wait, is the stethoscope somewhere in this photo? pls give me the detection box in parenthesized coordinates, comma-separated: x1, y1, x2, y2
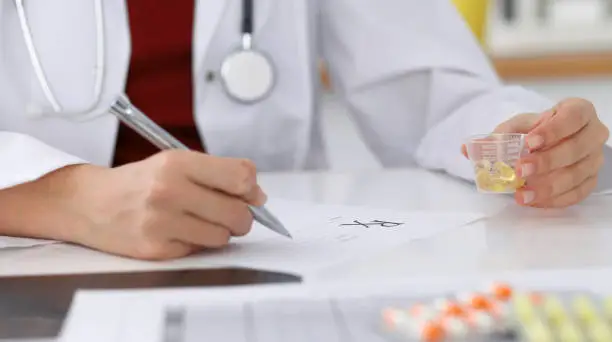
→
(14, 0, 275, 121)
(13, 0, 288, 235)
(221, 0, 276, 104)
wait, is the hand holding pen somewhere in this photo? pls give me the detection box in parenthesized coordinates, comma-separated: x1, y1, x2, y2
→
(55, 94, 289, 260)
(36, 94, 291, 261)
(52, 147, 273, 260)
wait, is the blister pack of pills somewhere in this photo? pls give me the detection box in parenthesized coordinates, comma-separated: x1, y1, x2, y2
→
(379, 282, 612, 342)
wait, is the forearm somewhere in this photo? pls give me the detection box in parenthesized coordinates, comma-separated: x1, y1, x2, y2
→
(0, 131, 93, 241)
(0, 164, 93, 243)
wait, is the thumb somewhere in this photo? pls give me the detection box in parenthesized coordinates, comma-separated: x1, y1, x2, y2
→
(493, 113, 541, 134)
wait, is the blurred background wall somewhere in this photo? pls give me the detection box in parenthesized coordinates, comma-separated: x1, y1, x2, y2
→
(321, 0, 612, 171)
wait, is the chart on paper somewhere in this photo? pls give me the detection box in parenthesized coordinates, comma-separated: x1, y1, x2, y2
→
(186, 198, 483, 276)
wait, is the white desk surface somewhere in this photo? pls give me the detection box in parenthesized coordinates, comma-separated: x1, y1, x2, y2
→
(3, 168, 612, 342)
(1, 167, 612, 282)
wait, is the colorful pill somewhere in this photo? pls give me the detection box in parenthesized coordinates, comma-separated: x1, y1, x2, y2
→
(587, 321, 612, 342)
(572, 294, 599, 324)
(521, 320, 554, 342)
(513, 293, 537, 323)
(459, 293, 492, 311)
(487, 299, 509, 318)
(410, 320, 446, 342)
(466, 310, 495, 333)
(474, 160, 524, 192)
(490, 183, 508, 192)
(493, 161, 517, 182)
(557, 322, 584, 342)
(435, 299, 466, 317)
(488, 282, 514, 302)
(602, 296, 612, 321)
(439, 316, 469, 339)
(542, 295, 569, 326)
(490, 301, 514, 332)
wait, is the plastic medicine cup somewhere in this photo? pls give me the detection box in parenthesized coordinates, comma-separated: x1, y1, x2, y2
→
(465, 133, 529, 194)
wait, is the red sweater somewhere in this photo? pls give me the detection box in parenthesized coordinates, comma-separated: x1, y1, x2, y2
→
(112, 1, 203, 166)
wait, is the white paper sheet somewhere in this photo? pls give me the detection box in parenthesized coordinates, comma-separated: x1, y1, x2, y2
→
(0, 236, 57, 250)
(176, 198, 483, 277)
(59, 268, 612, 342)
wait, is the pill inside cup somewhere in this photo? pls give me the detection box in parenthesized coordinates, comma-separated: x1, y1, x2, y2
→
(465, 133, 528, 194)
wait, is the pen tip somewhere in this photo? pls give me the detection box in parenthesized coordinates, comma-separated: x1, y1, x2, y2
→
(278, 228, 292, 239)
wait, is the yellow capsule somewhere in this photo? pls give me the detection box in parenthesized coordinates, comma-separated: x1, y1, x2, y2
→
(522, 320, 554, 342)
(572, 295, 600, 325)
(493, 161, 516, 182)
(603, 296, 612, 321)
(513, 293, 537, 324)
(543, 295, 568, 326)
(473, 159, 524, 193)
(588, 321, 612, 342)
(489, 183, 507, 192)
(475, 169, 492, 190)
(557, 322, 584, 342)
(509, 175, 526, 189)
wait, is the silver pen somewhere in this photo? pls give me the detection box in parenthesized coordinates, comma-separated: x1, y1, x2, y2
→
(109, 94, 292, 239)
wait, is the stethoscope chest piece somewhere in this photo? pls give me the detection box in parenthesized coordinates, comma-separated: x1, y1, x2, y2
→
(218, 0, 274, 104)
(220, 40, 275, 104)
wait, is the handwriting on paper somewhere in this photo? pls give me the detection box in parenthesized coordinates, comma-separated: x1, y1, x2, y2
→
(338, 219, 405, 229)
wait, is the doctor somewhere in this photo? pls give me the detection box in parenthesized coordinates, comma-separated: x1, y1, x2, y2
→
(0, 0, 609, 260)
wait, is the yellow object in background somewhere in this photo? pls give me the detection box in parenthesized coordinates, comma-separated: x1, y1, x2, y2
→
(451, 0, 490, 45)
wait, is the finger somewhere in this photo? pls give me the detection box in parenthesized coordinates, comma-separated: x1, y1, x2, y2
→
(521, 175, 598, 208)
(461, 144, 468, 159)
(242, 184, 267, 207)
(148, 179, 254, 236)
(528, 107, 557, 132)
(526, 98, 595, 151)
(161, 213, 232, 248)
(514, 152, 603, 205)
(493, 113, 541, 134)
(516, 121, 604, 177)
(155, 151, 266, 200)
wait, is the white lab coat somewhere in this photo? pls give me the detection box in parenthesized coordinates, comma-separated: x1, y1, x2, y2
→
(0, 0, 569, 190)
